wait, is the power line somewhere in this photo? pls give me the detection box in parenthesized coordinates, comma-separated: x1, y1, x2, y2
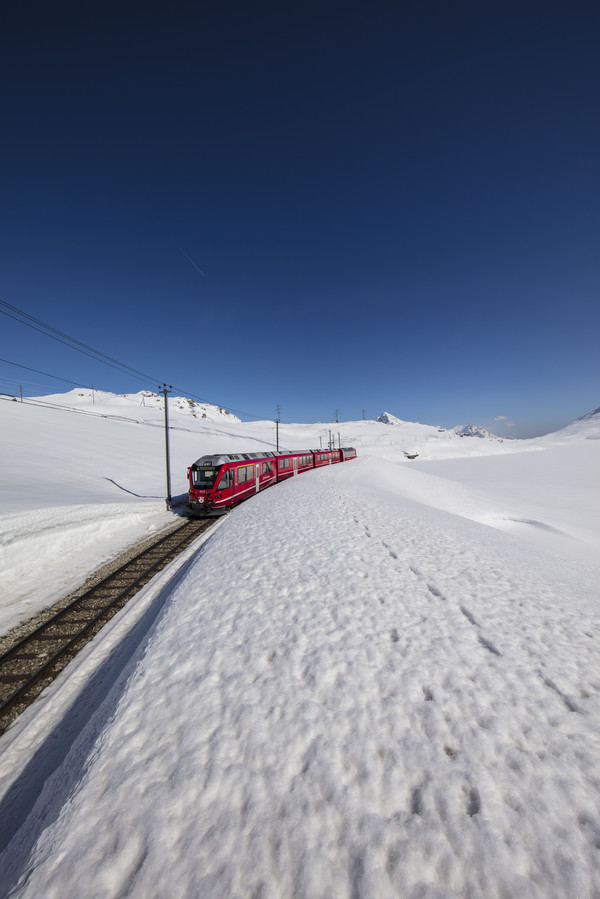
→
(0, 299, 273, 420)
(0, 357, 93, 390)
(0, 300, 160, 383)
(0, 307, 154, 383)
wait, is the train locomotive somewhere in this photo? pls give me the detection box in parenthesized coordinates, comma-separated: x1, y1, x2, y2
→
(187, 447, 357, 516)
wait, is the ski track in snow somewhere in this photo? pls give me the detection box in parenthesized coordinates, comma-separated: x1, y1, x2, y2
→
(2, 461, 600, 898)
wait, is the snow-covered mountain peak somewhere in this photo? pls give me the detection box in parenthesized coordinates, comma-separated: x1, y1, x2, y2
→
(576, 405, 600, 422)
(376, 411, 407, 425)
(543, 404, 600, 442)
(453, 423, 499, 439)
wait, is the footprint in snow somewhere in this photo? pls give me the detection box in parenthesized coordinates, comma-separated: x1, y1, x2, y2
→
(460, 605, 479, 627)
(478, 635, 502, 657)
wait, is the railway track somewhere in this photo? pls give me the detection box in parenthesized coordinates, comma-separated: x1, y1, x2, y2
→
(0, 517, 214, 736)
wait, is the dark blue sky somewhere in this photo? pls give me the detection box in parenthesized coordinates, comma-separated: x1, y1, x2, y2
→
(1, 1, 598, 434)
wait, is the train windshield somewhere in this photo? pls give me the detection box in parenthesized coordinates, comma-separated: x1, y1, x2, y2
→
(191, 466, 220, 489)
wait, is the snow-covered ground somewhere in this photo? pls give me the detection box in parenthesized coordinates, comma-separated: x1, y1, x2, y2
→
(1, 391, 599, 897)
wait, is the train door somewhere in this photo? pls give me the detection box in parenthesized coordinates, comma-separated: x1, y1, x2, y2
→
(255, 464, 260, 493)
(213, 467, 234, 509)
(260, 460, 274, 488)
(293, 457, 298, 475)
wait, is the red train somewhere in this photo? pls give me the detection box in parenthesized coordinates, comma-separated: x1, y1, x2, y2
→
(187, 447, 357, 516)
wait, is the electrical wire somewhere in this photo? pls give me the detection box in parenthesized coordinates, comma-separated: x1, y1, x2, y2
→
(0, 299, 274, 420)
(0, 301, 160, 383)
(0, 357, 93, 390)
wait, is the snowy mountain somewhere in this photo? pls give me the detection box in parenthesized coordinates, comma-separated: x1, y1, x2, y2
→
(376, 411, 407, 424)
(378, 413, 500, 440)
(543, 404, 600, 442)
(32, 388, 242, 423)
(453, 422, 499, 439)
(137, 391, 241, 422)
(577, 405, 600, 421)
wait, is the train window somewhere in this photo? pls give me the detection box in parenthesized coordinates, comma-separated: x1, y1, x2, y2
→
(278, 458, 290, 470)
(238, 465, 254, 483)
(262, 462, 272, 475)
(191, 467, 219, 489)
(217, 470, 231, 490)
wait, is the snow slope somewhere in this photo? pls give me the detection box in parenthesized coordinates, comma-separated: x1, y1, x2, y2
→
(1, 393, 599, 897)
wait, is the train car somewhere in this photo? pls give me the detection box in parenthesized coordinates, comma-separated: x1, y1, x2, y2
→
(340, 447, 357, 461)
(274, 450, 314, 481)
(186, 446, 356, 517)
(312, 449, 340, 467)
(187, 452, 276, 516)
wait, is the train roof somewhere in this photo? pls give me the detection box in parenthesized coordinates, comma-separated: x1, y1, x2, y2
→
(190, 448, 354, 467)
(191, 447, 356, 468)
(191, 452, 277, 467)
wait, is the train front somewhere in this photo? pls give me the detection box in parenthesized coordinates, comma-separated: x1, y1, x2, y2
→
(186, 457, 225, 516)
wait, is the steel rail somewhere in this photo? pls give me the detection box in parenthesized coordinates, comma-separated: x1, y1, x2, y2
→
(0, 518, 212, 732)
(1, 520, 192, 666)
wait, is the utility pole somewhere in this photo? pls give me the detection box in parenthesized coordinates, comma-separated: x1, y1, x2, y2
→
(275, 404, 281, 452)
(160, 384, 172, 508)
(362, 409, 366, 420)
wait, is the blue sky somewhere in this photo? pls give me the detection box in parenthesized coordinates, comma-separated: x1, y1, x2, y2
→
(1, 1, 598, 436)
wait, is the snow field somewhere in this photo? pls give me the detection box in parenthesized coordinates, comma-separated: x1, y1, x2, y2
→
(0, 502, 173, 636)
(3, 460, 599, 898)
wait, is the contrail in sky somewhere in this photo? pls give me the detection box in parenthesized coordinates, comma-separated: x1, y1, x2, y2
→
(173, 240, 206, 277)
